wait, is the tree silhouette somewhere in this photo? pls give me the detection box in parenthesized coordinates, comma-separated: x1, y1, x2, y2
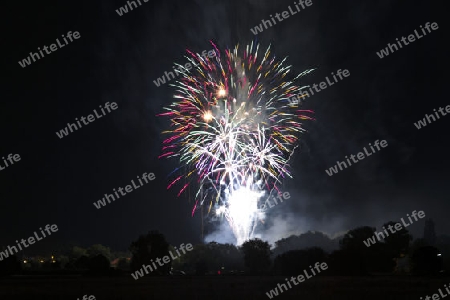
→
(129, 230, 170, 275)
(340, 226, 376, 250)
(171, 242, 244, 275)
(424, 219, 437, 246)
(88, 254, 110, 274)
(436, 235, 450, 272)
(0, 253, 21, 277)
(273, 231, 338, 257)
(240, 238, 271, 274)
(72, 246, 88, 258)
(181, 243, 212, 275)
(274, 247, 327, 276)
(411, 246, 442, 275)
(74, 255, 90, 270)
(382, 221, 412, 257)
(87, 244, 112, 260)
(331, 226, 394, 275)
(117, 258, 130, 271)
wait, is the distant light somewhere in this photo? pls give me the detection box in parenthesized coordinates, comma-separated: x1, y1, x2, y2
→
(217, 88, 227, 98)
(23, 260, 27, 264)
(203, 111, 213, 122)
(40, 260, 44, 263)
(438, 253, 442, 257)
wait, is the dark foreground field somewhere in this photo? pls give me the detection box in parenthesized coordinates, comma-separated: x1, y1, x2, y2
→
(0, 275, 448, 300)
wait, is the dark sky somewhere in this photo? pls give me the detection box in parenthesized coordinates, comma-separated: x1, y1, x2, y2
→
(2, 0, 447, 253)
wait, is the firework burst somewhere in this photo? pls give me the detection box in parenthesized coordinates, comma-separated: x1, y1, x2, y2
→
(159, 41, 314, 244)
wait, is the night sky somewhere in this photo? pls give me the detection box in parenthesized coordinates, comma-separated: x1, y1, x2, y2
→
(3, 0, 447, 254)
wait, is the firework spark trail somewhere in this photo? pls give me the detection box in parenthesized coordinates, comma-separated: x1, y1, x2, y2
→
(159, 41, 314, 244)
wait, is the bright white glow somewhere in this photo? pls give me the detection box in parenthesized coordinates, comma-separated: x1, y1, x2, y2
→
(229, 188, 258, 221)
(203, 111, 213, 122)
(216, 184, 264, 245)
(217, 88, 227, 97)
(216, 206, 226, 215)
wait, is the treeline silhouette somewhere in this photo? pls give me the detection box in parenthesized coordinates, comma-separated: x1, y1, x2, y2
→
(1, 220, 448, 277)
